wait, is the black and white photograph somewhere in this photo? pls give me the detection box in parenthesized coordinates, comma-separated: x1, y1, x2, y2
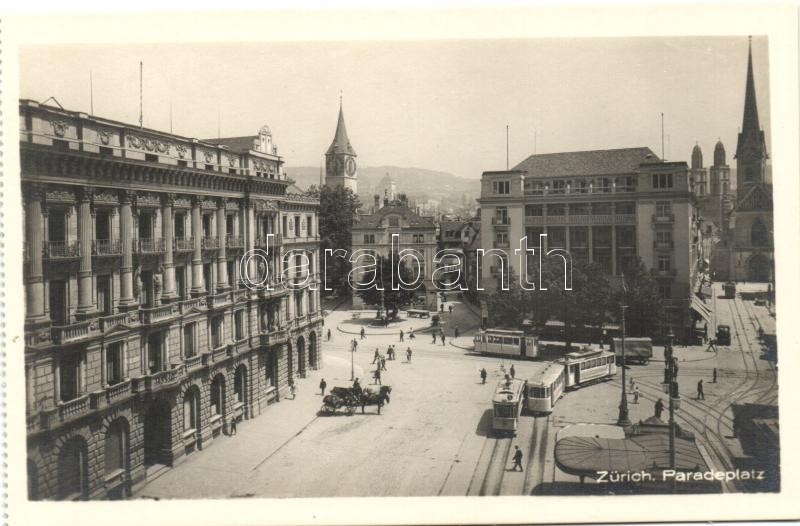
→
(1, 4, 799, 526)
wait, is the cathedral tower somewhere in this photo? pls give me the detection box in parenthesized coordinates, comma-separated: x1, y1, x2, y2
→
(324, 101, 358, 194)
(735, 37, 769, 197)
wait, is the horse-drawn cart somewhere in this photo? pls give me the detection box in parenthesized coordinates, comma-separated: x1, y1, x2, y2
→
(320, 385, 392, 415)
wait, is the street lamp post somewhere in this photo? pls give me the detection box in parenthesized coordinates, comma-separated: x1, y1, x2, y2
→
(666, 328, 677, 492)
(350, 340, 355, 382)
(617, 303, 631, 427)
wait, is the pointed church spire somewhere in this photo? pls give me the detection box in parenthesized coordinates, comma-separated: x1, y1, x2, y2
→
(741, 36, 761, 136)
(327, 98, 357, 156)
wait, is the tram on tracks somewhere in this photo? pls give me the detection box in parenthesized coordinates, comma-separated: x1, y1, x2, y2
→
(491, 378, 528, 435)
(526, 362, 566, 413)
(561, 346, 617, 389)
(473, 328, 539, 359)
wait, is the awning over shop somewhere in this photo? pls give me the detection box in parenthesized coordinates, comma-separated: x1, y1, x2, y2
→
(690, 295, 713, 325)
(554, 434, 708, 479)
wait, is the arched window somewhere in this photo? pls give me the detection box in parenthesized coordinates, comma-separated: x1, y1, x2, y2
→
(210, 374, 225, 417)
(58, 438, 88, 500)
(750, 220, 769, 247)
(183, 387, 200, 431)
(234, 366, 247, 404)
(104, 419, 128, 475)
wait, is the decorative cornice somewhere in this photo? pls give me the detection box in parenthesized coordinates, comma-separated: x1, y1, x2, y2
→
(126, 134, 172, 154)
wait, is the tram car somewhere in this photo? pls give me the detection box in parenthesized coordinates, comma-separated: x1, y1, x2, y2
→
(474, 329, 539, 359)
(492, 378, 528, 435)
(559, 346, 617, 389)
(526, 362, 566, 413)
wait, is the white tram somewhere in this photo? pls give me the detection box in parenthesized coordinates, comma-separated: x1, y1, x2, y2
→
(474, 329, 539, 359)
(491, 378, 528, 435)
(560, 347, 617, 389)
(526, 363, 566, 413)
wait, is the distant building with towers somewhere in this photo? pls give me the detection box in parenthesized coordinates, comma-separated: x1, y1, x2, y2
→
(689, 139, 734, 233)
(712, 37, 773, 282)
(324, 102, 358, 194)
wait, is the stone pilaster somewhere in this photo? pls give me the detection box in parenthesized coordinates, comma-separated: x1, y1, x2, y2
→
(75, 187, 96, 318)
(118, 191, 137, 310)
(161, 193, 178, 302)
(216, 199, 228, 290)
(191, 195, 205, 295)
(24, 184, 48, 324)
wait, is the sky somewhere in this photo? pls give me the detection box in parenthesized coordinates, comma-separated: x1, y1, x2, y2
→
(19, 37, 770, 178)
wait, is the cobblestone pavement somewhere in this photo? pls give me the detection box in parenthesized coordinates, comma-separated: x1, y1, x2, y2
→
(134, 286, 777, 498)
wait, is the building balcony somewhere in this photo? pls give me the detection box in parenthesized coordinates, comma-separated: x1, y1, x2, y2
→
(491, 217, 510, 227)
(135, 366, 185, 393)
(493, 241, 511, 249)
(207, 291, 231, 309)
(51, 319, 96, 345)
(184, 354, 203, 370)
(179, 296, 207, 313)
(283, 235, 316, 244)
(255, 233, 282, 248)
(92, 239, 122, 256)
(139, 303, 180, 324)
(54, 395, 91, 423)
(44, 240, 80, 259)
(226, 235, 244, 248)
(99, 311, 138, 332)
(652, 213, 675, 224)
(211, 345, 229, 363)
(136, 237, 166, 254)
(653, 240, 675, 250)
(260, 328, 288, 347)
(231, 288, 250, 303)
(174, 236, 194, 251)
(524, 214, 626, 226)
(614, 214, 636, 225)
(90, 379, 133, 408)
(651, 268, 677, 278)
(202, 236, 219, 249)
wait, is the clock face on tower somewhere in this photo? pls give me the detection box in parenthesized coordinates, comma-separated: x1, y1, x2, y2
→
(345, 157, 357, 176)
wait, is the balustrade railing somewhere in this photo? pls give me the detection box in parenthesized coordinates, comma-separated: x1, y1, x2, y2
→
(653, 240, 675, 250)
(179, 296, 206, 313)
(93, 239, 122, 255)
(99, 312, 133, 332)
(58, 395, 90, 420)
(185, 354, 203, 369)
(44, 240, 80, 259)
(226, 235, 244, 248)
(136, 238, 166, 253)
(174, 236, 194, 251)
(202, 237, 220, 249)
(652, 213, 675, 223)
(51, 320, 94, 344)
(105, 380, 132, 404)
(139, 303, 179, 324)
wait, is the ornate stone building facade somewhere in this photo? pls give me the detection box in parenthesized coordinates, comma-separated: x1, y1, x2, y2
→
(21, 100, 323, 500)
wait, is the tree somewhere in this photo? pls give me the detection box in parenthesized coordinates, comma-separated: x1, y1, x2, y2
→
(617, 258, 663, 337)
(308, 185, 361, 294)
(354, 253, 417, 319)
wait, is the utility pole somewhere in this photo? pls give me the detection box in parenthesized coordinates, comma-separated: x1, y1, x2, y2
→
(617, 302, 631, 426)
(665, 328, 677, 492)
(506, 125, 509, 170)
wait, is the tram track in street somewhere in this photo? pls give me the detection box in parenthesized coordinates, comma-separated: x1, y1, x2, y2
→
(479, 437, 512, 495)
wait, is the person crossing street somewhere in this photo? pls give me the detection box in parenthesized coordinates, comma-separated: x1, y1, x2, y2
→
(406, 348, 412, 362)
(480, 368, 487, 384)
(511, 446, 523, 472)
(319, 378, 327, 396)
(697, 379, 705, 400)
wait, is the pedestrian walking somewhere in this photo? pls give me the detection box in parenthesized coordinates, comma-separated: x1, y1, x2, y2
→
(320, 378, 327, 396)
(511, 446, 524, 472)
(381, 357, 387, 371)
(510, 364, 516, 379)
(409, 328, 415, 340)
(372, 349, 380, 364)
(706, 338, 717, 353)
(400, 330, 404, 342)
(454, 326, 460, 339)
(448, 304, 453, 315)
(229, 417, 238, 436)
(633, 386, 639, 404)
(406, 348, 412, 362)
(480, 368, 487, 384)
(441, 333, 446, 346)
(374, 367, 382, 385)
(432, 332, 437, 344)
(290, 380, 297, 400)
(697, 379, 705, 400)
(654, 398, 664, 419)
(712, 367, 717, 383)
(360, 327, 366, 340)
(327, 328, 332, 341)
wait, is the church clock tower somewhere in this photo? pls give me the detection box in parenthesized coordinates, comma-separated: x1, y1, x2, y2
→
(735, 36, 769, 198)
(324, 101, 358, 194)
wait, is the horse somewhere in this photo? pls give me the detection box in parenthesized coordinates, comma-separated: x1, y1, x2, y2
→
(359, 385, 392, 414)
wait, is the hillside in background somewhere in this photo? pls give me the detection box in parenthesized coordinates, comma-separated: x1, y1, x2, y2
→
(285, 165, 481, 214)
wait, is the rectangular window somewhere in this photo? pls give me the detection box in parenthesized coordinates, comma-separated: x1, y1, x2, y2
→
(570, 204, 590, 216)
(656, 201, 672, 217)
(656, 230, 673, 243)
(183, 323, 195, 358)
(95, 210, 111, 241)
(211, 317, 223, 349)
(363, 234, 375, 244)
(652, 173, 674, 189)
(227, 260, 236, 288)
(294, 216, 301, 236)
(234, 310, 245, 341)
(97, 275, 112, 315)
(659, 282, 672, 299)
(616, 202, 635, 215)
(59, 352, 81, 402)
(307, 215, 314, 236)
(547, 204, 565, 216)
(105, 343, 124, 386)
(592, 202, 611, 215)
(552, 180, 567, 194)
(492, 180, 510, 194)
(657, 256, 671, 272)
